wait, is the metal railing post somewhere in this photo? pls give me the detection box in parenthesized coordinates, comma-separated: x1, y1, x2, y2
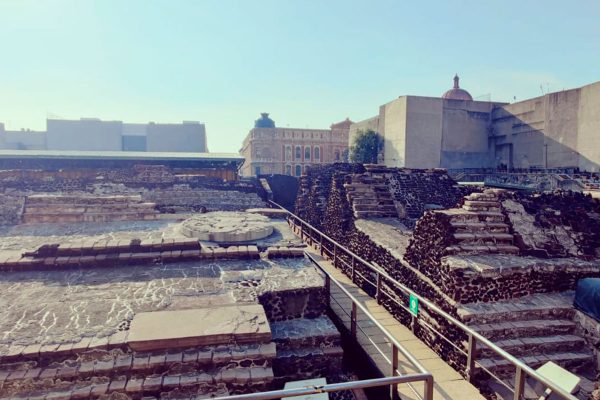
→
(333, 245, 337, 268)
(424, 375, 434, 400)
(391, 344, 399, 400)
(319, 233, 323, 256)
(376, 272, 382, 304)
(466, 333, 477, 383)
(513, 367, 526, 400)
(325, 274, 331, 309)
(411, 313, 417, 334)
(350, 302, 357, 339)
(299, 221, 304, 240)
(351, 257, 356, 282)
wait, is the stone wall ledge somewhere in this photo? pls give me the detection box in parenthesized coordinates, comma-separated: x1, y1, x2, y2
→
(443, 254, 600, 278)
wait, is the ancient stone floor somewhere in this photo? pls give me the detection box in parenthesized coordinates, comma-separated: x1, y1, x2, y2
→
(0, 218, 301, 257)
(0, 216, 311, 356)
(0, 257, 319, 350)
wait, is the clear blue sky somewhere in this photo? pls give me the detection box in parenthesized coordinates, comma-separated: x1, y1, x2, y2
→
(1, 0, 598, 152)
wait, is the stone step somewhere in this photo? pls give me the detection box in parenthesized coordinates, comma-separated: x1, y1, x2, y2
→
(476, 351, 593, 379)
(272, 345, 343, 386)
(270, 316, 341, 351)
(478, 334, 586, 359)
(0, 343, 277, 386)
(470, 319, 576, 341)
(354, 211, 398, 219)
(450, 221, 510, 233)
(457, 292, 575, 325)
(24, 203, 157, 212)
(453, 232, 514, 242)
(463, 200, 501, 207)
(1, 367, 270, 399)
(445, 244, 519, 255)
(443, 210, 505, 223)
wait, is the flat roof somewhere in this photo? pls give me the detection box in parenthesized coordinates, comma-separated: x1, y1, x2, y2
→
(0, 149, 244, 163)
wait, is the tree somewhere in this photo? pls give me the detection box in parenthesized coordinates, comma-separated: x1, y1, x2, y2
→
(350, 129, 381, 164)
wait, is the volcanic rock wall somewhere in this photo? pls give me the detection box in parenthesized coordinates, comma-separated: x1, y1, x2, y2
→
(504, 191, 600, 258)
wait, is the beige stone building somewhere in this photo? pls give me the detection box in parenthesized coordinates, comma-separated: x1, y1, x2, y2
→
(239, 113, 351, 176)
(351, 75, 600, 172)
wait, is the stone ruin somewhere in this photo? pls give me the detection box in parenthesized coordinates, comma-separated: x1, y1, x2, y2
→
(178, 212, 274, 242)
(295, 163, 600, 397)
(0, 182, 356, 400)
(0, 165, 267, 225)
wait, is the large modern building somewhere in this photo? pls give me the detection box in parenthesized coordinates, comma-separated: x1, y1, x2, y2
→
(351, 76, 600, 172)
(0, 118, 208, 153)
(239, 113, 352, 176)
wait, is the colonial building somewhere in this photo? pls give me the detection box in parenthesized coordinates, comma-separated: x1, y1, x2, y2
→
(239, 113, 351, 176)
(350, 75, 600, 172)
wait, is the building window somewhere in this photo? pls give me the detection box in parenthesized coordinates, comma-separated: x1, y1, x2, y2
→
(285, 164, 292, 175)
(295, 146, 302, 160)
(255, 166, 261, 176)
(304, 146, 311, 160)
(295, 165, 302, 177)
(304, 165, 310, 174)
(335, 149, 340, 161)
(285, 146, 292, 162)
(314, 146, 320, 161)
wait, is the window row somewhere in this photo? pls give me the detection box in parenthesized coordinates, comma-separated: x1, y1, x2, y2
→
(285, 164, 311, 177)
(284, 145, 320, 162)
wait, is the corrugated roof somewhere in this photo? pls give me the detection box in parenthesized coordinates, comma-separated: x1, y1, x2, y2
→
(0, 149, 243, 162)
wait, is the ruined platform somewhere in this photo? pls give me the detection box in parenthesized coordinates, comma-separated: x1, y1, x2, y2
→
(128, 304, 272, 351)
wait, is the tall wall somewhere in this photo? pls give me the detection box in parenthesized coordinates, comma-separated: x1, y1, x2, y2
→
(380, 96, 496, 169)
(441, 101, 496, 169)
(146, 122, 207, 152)
(577, 81, 600, 172)
(47, 119, 123, 151)
(381, 97, 408, 167)
(1, 119, 208, 154)
(405, 96, 443, 168)
(492, 81, 600, 172)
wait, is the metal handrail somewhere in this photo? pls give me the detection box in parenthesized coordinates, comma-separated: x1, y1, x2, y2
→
(211, 375, 433, 400)
(307, 252, 434, 400)
(269, 200, 578, 400)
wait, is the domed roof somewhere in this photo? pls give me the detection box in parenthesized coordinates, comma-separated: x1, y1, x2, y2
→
(442, 74, 473, 101)
(254, 113, 275, 128)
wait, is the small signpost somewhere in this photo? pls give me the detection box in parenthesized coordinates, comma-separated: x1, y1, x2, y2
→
(409, 293, 419, 316)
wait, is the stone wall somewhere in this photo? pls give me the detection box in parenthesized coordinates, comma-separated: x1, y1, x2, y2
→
(0, 193, 24, 225)
(0, 165, 267, 225)
(505, 191, 600, 258)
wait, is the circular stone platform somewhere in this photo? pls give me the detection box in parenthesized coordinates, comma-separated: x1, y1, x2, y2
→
(178, 211, 274, 242)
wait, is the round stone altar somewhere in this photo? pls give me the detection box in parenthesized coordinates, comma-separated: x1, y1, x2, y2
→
(178, 211, 274, 242)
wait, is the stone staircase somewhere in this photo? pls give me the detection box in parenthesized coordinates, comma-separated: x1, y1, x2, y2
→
(22, 194, 159, 223)
(270, 316, 343, 387)
(0, 345, 271, 399)
(442, 190, 520, 255)
(344, 173, 398, 219)
(457, 292, 595, 380)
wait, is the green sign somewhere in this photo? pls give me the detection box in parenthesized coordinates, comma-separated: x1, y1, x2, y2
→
(409, 294, 419, 316)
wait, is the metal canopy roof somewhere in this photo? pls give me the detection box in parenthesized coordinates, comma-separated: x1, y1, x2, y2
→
(0, 149, 243, 163)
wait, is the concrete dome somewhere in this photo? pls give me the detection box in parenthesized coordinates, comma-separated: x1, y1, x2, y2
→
(442, 74, 473, 101)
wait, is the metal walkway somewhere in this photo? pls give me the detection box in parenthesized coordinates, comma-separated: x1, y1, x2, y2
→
(308, 250, 486, 400)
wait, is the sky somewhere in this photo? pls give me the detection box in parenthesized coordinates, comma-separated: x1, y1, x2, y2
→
(0, 0, 599, 153)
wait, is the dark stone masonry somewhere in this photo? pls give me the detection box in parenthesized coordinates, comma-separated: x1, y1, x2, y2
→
(294, 163, 600, 397)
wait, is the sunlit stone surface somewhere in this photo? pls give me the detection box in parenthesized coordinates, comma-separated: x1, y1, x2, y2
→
(178, 211, 274, 242)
